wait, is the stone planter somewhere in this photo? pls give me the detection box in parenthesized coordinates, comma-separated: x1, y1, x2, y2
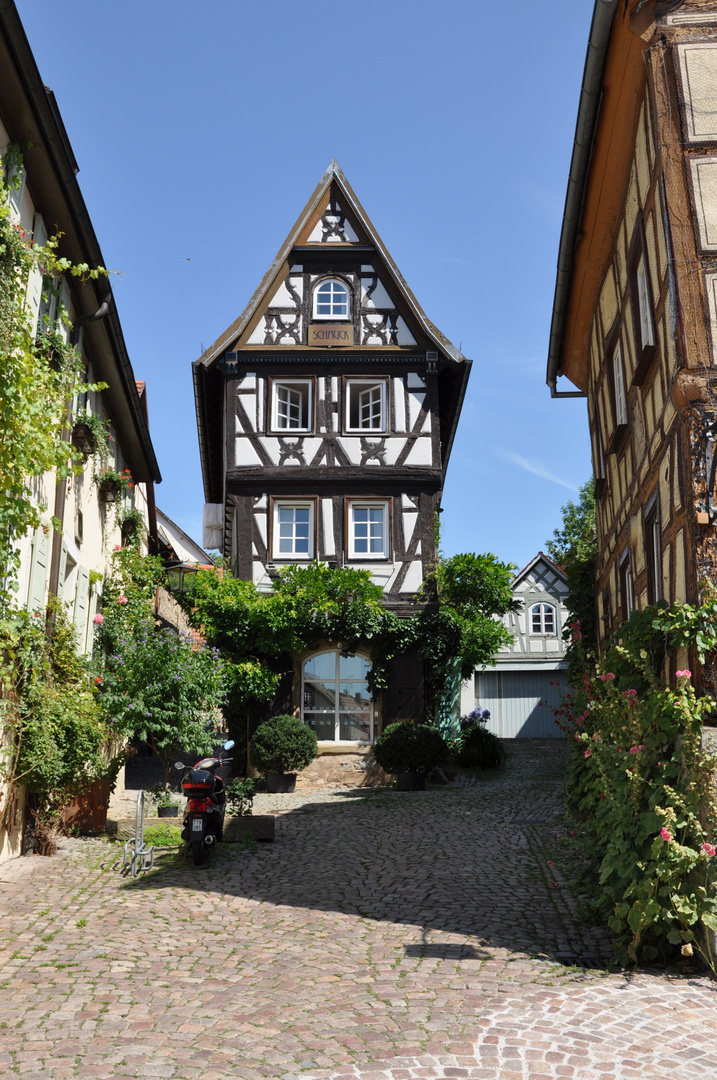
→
(157, 805, 179, 818)
(396, 771, 426, 791)
(266, 772, 297, 793)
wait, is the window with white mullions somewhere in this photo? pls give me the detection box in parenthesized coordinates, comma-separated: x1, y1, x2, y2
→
(349, 502, 389, 559)
(272, 502, 313, 559)
(271, 379, 312, 432)
(530, 603, 556, 635)
(345, 378, 387, 432)
(313, 278, 350, 319)
(302, 651, 373, 743)
(277, 384, 303, 429)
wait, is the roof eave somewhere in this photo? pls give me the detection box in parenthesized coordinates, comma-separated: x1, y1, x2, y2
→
(546, 0, 618, 399)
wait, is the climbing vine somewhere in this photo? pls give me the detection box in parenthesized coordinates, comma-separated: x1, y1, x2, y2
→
(0, 143, 107, 612)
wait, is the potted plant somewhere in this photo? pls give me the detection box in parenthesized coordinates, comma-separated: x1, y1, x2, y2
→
(372, 720, 447, 791)
(250, 714, 318, 793)
(148, 783, 180, 818)
(120, 508, 145, 544)
(97, 466, 133, 502)
(453, 709, 506, 769)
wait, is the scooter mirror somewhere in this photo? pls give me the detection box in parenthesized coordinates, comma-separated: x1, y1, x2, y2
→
(174, 761, 185, 770)
(223, 740, 235, 751)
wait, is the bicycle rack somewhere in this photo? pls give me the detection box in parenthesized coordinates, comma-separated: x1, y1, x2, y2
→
(122, 790, 155, 877)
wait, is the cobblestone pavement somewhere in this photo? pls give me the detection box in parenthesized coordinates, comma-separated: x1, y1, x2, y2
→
(0, 740, 714, 1080)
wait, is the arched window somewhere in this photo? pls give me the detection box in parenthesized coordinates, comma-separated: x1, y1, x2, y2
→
(302, 651, 372, 742)
(313, 278, 350, 320)
(530, 603, 556, 635)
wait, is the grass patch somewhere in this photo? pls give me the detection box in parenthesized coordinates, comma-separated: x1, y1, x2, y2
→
(143, 824, 182, 847)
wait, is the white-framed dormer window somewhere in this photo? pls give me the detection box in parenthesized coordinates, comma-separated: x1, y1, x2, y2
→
(347, 500, 390, 560)
(270, 378, 313, 432)
(271, 499, 315, 560)
(530, 603, 556, 635)
(313, 278, 350, 320)
(345, 378, 387, 433)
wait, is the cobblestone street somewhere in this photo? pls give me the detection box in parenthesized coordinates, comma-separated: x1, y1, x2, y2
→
(0, 741, 714, 1079)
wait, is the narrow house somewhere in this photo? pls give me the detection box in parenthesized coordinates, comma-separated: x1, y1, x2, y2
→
(193, 161, 470, 774)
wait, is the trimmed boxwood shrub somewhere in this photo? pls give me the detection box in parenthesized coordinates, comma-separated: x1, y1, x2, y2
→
(250, 714, 318, 774)
(372, 721, 447, 775)
(454, 724, 506, 769)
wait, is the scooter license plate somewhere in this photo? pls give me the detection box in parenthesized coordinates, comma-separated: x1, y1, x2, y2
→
(191, 818, 203, 832)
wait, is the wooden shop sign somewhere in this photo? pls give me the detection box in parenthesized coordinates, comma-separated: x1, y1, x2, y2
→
(308, 323, 354, 346)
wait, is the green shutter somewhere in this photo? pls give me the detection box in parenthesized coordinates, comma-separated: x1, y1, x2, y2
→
(27, 525, 50, 614)
(73, 567, 90, 652)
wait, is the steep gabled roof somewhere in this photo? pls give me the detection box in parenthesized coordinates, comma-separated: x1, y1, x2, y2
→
(193, 161, 471, 502)
(196, 159, 466, 369)
(512, 551, 568, 587)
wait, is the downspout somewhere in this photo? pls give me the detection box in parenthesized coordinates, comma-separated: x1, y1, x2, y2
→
(546, 0, 619, 398)
(48, 298, 111, 601)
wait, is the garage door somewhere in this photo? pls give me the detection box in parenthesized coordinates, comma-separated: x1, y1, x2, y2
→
(477, 670, 566, 738)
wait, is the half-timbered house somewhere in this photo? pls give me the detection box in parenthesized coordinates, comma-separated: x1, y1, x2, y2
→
(461, 553, 569, 738)
(546, 0, 717, 692)
(193, 161, 470, 770)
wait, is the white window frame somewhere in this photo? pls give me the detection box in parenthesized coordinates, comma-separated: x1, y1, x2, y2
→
(612, 342, 628, 427)
(636, 254, 655, 350)
(301, 650, 374, 744)
(530, 603, 556, 635)
(347, 500, 390, 560)
(271, 500, 314, 561)
(270, 378, 313, 433)
(313, 278, 351, 321)
(345, 378, 387, 433)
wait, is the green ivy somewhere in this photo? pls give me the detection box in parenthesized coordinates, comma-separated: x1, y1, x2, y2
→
(0, 144, 107, 612)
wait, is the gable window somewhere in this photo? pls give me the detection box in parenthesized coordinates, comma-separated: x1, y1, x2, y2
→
(270, 378, 313, 432)
(644, 499, 661, 604)
(313, 278, 350, 320)
(347, 500, 390, 560)
(530, 603, 556, 635)
(629, 216, 657, 385)
(345, 378, 387, 432)
(271, 499, 314, 560)
(302, 651, 373, 742)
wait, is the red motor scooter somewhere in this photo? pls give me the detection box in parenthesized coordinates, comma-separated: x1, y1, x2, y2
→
(174, 739, 234, 867)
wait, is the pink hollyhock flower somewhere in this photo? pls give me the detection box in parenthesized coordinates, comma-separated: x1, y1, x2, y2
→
(629, 745, 639, 755)
(575, 733, 580, 740)
(660, 827, 672, 842)
(676, 670, 692, 679)
(118, 594, 128, 605)
(600, 673, 607, 682)
(577, 718, 583, 727)
(584, 748, 592, 759)
(550, 881, 557, 887)
(546, 861, 553, 867)
(606, 672, 615, 680)
(93, 613, 104, 625)
(701, 843, 716, 858)
(113, 544, 121, 551)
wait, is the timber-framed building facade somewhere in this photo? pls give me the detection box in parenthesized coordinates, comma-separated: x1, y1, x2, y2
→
(547, 0, 717, 688)
(194, 161, 470, 755)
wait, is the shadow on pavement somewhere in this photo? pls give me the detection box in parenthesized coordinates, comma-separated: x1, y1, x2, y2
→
(120, 740, 613, 968)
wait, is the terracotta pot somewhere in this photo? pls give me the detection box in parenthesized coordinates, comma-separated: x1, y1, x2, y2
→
(265, 772, 297, 793)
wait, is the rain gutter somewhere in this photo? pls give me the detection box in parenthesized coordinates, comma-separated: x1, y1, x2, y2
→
(546, 0, 618, 398)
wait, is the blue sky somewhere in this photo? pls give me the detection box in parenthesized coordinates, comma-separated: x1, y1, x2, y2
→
(16, 0, 595, 572)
